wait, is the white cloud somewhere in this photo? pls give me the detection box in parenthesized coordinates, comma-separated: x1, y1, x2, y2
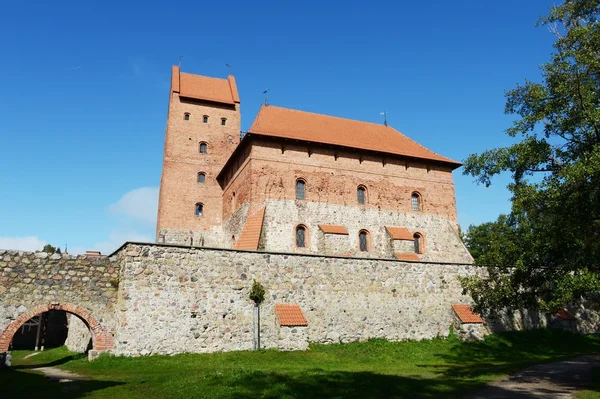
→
(108, 187, 159, 224)
(0, 236, 47, 251)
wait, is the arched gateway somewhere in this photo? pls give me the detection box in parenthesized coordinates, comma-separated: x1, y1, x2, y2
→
(0, 303, 114, 363)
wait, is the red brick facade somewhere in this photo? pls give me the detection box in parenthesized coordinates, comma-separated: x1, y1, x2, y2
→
(157, 67, 464, 260)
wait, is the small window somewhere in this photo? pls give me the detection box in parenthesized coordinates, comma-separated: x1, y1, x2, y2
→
(411, 192, 422, 211)
(296, 225, 307, 248)
(184, 113, 190, 121)
(357, 186, 366, 205)
(195, 203, 204, 216)
(197, 172, 206, 183)
(203, 115, 209, 123)
(359, 230, 369, 252)
(199, 142, 208, 154)
(414, 233, 423, 254)
(221, 118, 227, 126)
(296, 179, 305, 200)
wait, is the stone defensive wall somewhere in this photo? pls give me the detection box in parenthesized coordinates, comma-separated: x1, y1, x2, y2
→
(2, 243, 597, 364)
(113, 243, 482, 355)
(0, 250, 118, 361)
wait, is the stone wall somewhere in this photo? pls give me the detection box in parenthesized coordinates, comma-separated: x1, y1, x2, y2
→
(260, 200, 472, 263)
(0, 250, 118, 354)
(114, 243, 482, 356)
(64, 314, 92, 353)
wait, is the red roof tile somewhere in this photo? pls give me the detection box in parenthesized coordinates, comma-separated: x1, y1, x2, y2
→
(318, 224, 349, 235)
(235, 208, 266, 250)
(556, 309, 576, 320)
(386, 227, 414, 241)
(249, 105, 461, 167)
(452, 304, 484, 324)
(395, 253, 420, 261)
(173, 66, 240, 105)
(275, 304, 308, 327)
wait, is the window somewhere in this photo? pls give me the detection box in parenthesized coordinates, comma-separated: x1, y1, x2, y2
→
(414, 233, 423, 254)
(184, 113, 190, 121)
(221, 118, 227, 126)
(296, 179, 305, 200)
(359, 230, 369, 252)
(195, 203, 204, 216)
(411, 192, 422, 211)
(357, 186, 366, 205)
(199, 142, 208, 154)
(296, 225, 307, 247)
(203, 115, 209, 123)
(197, 172, 206, 183)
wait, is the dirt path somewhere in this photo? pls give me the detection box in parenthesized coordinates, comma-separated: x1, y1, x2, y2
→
(467, 354, 600, 398)
(33, 366, 89, 383)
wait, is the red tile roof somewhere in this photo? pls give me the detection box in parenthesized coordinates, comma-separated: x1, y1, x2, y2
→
(234, 208, 266, 250)
(172, 66, 240, 105)
(275, 304, 308, 327)
(386, 227, 414, 241)
(556, 309, 576, 320)
(248, 105, 461, 167)
(395, 253, 420, 261)
(318, 224, 349, 235)
(452, 304, 484, 324)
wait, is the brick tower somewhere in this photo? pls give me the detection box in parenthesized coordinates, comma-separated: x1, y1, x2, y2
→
(156, 66, 241, 245)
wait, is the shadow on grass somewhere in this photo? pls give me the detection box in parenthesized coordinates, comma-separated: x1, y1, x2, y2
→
(429, 329, 600, 379)
(0, 367, 124, 399)
(12, 353, 88, 370)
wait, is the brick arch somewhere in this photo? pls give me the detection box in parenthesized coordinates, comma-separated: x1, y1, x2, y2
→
(0, 303, 114, 352)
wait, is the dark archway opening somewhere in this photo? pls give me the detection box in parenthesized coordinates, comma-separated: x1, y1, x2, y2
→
(9, 310, 85, 351)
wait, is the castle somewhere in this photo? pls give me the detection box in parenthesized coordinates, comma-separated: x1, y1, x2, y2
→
(7, 67, 553, 364)
(156, 66, 472, 264)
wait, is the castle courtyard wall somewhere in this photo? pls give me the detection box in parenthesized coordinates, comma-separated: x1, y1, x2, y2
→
(114, 243, 482, 355)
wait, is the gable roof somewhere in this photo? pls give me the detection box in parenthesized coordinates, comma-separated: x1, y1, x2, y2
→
(386, 227, 414, 241)
(275, 304, 308, 327)
(248, 105, 460, 168)
(234, 207, 266, 250)
(171, 65, 240, 105)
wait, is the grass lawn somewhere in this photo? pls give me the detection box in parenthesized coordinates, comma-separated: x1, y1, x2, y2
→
(1, 329, 600, 398)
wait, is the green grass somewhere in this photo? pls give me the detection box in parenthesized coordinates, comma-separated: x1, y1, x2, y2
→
(2, 329, 600, 398)
(574, 367, 600, 399)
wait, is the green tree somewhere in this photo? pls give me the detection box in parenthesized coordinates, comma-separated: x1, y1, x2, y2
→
(42, 244, 57, 254)
(462, 0, 600, 314)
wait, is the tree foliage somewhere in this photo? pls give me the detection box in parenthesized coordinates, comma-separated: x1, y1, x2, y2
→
(42, 244, 58, 254)
(462, 0, 600, 314)
(249, 280, 266, 305)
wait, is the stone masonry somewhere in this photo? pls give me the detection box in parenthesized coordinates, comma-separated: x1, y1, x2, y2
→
(113, 243, 482, 355)
(0, 250, 118, 360)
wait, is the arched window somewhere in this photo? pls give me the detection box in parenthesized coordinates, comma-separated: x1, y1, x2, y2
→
(197, 172, 206, 183)
(195, 203, 204, 216)
(231, 192, 236, 212)
(199, 142, 208, 154)
(184, 113, 190, 121)
(359, 230, 369, 252)
(411, 192, 422, 211)
(296, 225, 307, 248)
(296, 179, 305, 200)
(413, 233, 424, 254)
(357, 186, 366, 205)
(221, 118, 227, 126)
(203, 115, 209, 123)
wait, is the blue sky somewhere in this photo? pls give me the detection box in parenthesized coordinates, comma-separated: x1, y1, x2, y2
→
(0, 0, 556, 254)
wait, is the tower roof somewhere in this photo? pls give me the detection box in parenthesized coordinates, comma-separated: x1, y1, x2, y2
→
(248, 105, 460, 168)
(171, 65, 239, 105)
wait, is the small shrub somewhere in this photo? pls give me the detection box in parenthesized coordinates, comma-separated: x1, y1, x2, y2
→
(249, 280, 265, 305)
